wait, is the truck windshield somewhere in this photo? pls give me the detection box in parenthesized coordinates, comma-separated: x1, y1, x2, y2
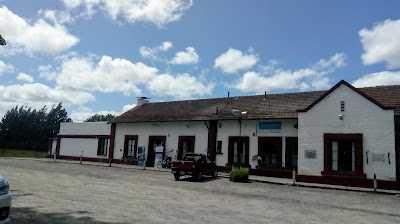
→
(183, 155, 202, 162)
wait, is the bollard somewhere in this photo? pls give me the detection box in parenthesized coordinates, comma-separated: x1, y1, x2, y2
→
(142, 160, 146, 170)
(109, 159, 112, 167)
(80, 150, 83, 165)
(53, 152, 56, 162)
(292, 170, 296, 185)
(373, 174, 377, 192)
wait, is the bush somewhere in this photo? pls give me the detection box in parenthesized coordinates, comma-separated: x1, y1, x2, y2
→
(230, 167, 249, 182)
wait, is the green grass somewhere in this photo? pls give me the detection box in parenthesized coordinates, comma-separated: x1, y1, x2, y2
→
(0, 149, 48, 158)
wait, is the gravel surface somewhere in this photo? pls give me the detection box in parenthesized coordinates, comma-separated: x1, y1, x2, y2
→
(1, 158, 400, 224)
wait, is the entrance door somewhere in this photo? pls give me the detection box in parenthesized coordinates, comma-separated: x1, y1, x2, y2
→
(147, 136, 166, 167)
(285, 137, 298, 170)
(228, 137, 249, 167)
(178, 136, 195, 160)
(258, 137, 282, 168)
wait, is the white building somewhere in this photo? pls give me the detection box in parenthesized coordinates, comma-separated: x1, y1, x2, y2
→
(50, 80, 400, 190)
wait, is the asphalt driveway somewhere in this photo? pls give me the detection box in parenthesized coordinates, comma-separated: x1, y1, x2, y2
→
(1, 158, 400, 224)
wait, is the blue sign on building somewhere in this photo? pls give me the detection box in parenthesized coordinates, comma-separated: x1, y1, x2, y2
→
(258, 122, 281, 133)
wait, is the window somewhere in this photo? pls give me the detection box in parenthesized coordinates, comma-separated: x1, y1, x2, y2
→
(323, 134, 365, 177)
(228, 137, 249, 166)
(97, 138, 109, 156)
(332, 140, 354, 172)
(124, 135, 138, 159)
(216, 141, 222, 154)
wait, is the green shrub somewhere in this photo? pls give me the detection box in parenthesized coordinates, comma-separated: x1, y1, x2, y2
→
(230, 167, 249, 182)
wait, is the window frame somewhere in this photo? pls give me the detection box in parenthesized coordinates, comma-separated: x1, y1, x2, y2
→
(322, 133, 365, 177)
(97, 137, 109, 156)
(258, 137, 282, 169)
(124, 135, 138, 159)
(227, 136, 249, 166)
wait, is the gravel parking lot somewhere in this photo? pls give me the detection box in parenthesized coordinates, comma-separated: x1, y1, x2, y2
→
(1, 158, 400, 224)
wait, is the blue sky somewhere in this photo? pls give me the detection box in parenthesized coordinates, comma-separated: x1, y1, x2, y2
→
(0, 0, 399, 122)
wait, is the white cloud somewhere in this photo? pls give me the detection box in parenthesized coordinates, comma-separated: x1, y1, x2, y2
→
(70, 104, 137, 122)
(38, 64, 58, 81)
(0, 83, 95, 110)
(170, 47, 199, 65)
(61, 0, 193, 27)
(214, 48, 258, 74)
(69, 106, 120, 122)
(139, 41, 173, 60)
(38, 9, 74, 24)
(360, 19, 400, 69)
(0, 60, 14, 76)
(226, 53, 346, 93)
(0, 6, 78, 56)
(147, 73, 215, 99)
(54, 55, 158, 96)
(122, 104, 137, 112)
(160, 41, 173, 51)
(17, 72, 34, 83)
(139, 46, 158, 60)
(352, 71, 400, 87)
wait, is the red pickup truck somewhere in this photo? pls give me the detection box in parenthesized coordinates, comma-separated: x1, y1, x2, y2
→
(171, 153, 218, 181)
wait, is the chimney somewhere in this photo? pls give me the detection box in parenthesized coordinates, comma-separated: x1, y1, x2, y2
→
(137, 97, 150, 106)
(228, 92, 230, 97)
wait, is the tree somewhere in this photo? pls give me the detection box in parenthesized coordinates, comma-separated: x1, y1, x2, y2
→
(84, 114, 115, 122)
(0, 103, 72, 150)
(0, 34, 6, 46)
(46, 103, 72, 138)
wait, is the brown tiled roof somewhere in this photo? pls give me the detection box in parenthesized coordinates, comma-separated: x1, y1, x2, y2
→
(112, 85, 400, 123)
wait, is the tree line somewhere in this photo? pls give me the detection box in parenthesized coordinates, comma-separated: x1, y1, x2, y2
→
(0, 103, 71, 150)
(0, 102, 116, 151)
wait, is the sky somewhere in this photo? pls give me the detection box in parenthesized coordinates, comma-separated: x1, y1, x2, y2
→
(0, 0, 400, 122)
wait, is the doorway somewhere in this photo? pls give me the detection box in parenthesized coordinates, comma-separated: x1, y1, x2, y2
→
(177, 136, 195, 160)
(147, 136, 166, 167)
(258, 137, 282, 168)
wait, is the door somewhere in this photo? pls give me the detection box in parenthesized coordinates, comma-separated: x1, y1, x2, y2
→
(285, 137, 298, 170)
(178, 136, 195, 160)
(258, 137, 282, 169)
(228, 136, 249, 166)
(147, 136, 166, 167)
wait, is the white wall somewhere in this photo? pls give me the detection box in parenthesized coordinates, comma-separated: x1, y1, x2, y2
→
(59, 122, 111, 135)
(113, 121, 209, 160)
(59, 138, 105, 158)
(298, 84, 395, 180)
(57, 122, 111, 158)
(216, 119, 298, 168)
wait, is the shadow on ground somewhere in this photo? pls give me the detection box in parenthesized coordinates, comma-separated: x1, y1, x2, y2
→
(10, 207, 129, 224)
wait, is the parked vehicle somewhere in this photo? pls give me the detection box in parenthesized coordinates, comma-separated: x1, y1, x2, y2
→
(0, 175, 11, 224)
(171, 153, 218, 181)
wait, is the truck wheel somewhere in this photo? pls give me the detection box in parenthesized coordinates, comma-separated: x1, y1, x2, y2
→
(212, 170, 218, 178)
(174, 173, 180, 181)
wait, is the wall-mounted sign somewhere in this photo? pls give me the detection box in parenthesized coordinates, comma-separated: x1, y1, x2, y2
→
(372, 153, 385, 162)
(305, 150, 316, 159)
(258, 122, 281, 133)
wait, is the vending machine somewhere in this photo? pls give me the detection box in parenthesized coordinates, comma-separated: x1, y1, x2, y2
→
(154, 146, 164, 168)
(137, 146, 146, 167)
